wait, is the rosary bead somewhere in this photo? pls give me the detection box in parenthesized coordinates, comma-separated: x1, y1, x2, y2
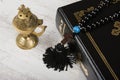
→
(97, 5, 102, 9)
(100, 1, 106, 6)
(104, 0, 110, 3)
(104, 17, 109, 22)
(87, 13, 93, 18)
(91, 23, 96, 28)
(96, 21, 100, 26)
(113, 13, 119, 18)
(91, 11, 97, 15)
(109, 16, 114, 21)
(100, 19, 105, 24)
(81, 19, 86, 24)
(79, 23, 83, 27)
(81, 27, 87, 32)
(73, 26, 81, 33)
(94, 8, 99, 12)
(118, 11, 120, 14)
(116, 12, 119, 16)
(86, 25, 92, 29)
(84, 16, 89, 21)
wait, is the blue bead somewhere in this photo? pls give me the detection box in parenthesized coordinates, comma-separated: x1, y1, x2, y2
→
(73, 26, 81, 33)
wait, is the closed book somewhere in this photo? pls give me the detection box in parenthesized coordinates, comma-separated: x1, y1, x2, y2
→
(56, 0, 120, 80)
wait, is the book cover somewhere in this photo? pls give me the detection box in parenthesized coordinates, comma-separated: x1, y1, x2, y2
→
(56, 0, 120, 80)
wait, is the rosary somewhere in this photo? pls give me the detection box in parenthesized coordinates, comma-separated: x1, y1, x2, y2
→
(43, 0, 120, 71)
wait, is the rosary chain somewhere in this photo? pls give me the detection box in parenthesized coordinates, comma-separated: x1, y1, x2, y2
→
(73, 0, 120, 33)
(80, 11, 120, 31)
(79, 0, 111, 26)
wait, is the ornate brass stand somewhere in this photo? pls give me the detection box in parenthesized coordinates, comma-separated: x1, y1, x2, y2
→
(12, 4, 47, 50)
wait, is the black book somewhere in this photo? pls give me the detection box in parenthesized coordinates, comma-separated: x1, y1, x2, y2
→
(56, 0, 120, 80)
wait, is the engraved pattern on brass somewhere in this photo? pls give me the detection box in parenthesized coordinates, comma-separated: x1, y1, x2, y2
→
(111, 21, 120, 36)
(12, 4, 47, 49)
(16, 34, 38, 50)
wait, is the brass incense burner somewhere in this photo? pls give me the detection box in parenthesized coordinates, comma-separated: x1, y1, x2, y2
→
(13, 4, 47, 50)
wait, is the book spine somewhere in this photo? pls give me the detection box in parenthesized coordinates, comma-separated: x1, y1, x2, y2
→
(55, 7, 103, 80)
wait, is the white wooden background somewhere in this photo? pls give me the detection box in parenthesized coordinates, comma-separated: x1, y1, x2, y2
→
(0, 0, 87, 80)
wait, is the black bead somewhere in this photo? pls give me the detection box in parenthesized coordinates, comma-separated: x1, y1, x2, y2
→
(113, 13, 119, 18)
(104, 17, 109, 22)
(96, 21, 101, 26)
(84, 16, 89, 21)
(109, 16, 114, 21)
(94, 8, 99, 12)
(100, 1, 106, 6)
(91, 11, 97, 15)
(87, 13, 93, 18)
(81, 19, 86, 24)
(104, 0, 110, 3)
(81, 27, 87, 32)
(86, 25, 92, 29)
(118, 11, 120, 14)
(100, 19, 105, 24)
(91, 23, 96, 28)
(86, 25, 92, 31)
(79, 23, 83, 27)
(97, 5, 102, 9)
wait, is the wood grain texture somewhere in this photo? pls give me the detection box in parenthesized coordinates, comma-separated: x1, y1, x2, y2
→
(0, 0, 87, 80)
